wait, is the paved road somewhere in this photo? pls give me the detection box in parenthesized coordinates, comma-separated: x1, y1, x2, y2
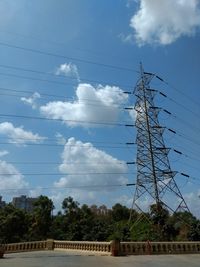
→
(1, 251, 200, 267)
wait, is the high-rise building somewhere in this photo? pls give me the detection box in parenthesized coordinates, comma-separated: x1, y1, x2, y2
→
(0, 196, 6, 208)
(12, 195, 38, 212)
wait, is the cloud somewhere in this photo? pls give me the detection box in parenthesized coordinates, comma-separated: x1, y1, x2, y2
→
(21, 92, 41, 109)
(55, 62, 80, 81)
(113, 194, 133, 207)
(54, 137, 128, 190)
(0, 150, 9, 157)
(0, 160, 28, 193)
(40, 83, 128, 127)
(0, 122, 46, 145)
(184, 190, 200, 218)
(128, 106, 136, 120)
(129, 0, 200, 45)
(55, 132, 66, 145)
(119, 33, 134, 43)
(51, 137, 129, 209)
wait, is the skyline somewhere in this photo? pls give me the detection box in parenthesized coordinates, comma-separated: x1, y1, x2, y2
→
(0, 0, 200, 216)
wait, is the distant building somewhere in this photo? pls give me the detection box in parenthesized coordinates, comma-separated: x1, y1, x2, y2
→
(12, 195, 38, 212)
(90, 204, 111, 215)
(0, 196, 6, 208)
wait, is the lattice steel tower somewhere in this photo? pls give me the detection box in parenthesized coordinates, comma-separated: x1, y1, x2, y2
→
(132, 64, 189, 215)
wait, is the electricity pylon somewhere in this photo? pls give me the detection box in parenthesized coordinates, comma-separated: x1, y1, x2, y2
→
(131, 64, 189, 217)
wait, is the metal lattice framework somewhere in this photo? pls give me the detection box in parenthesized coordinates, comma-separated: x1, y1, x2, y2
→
(132, 65, 189, 215)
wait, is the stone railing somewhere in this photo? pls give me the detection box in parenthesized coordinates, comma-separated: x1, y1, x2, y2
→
(3, 240, 113, 255)
(2, 240, 200, 257)
(4, 240, 47, 254)
(54, 240, 111, 254)
(120, 241, 200, 255)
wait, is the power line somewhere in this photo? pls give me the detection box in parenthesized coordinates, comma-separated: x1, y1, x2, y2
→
(161, 106, 200, 137)
(0, 141, 134, 149)
(0, 89, 131, 110)
(0, 113, 133, 127)
(169, 140, 200, 160)
(0, 29, 127, 59)
(0, 86, 68, 99)
(0, 71, 71, 86)
(0, 70, 133, 92)
(0, 63, 133, 88)
(132, 93, 197, 142)
(0, 171, 135, 176)
(163, 79, 200, 108)
(163, 93, 200, 119)
(167, 127, 200, 148)
(170, 114, 200, 136)
(0, 41, 137, 73)
(0, 182, 137, 192)
(0, 136, 130, 145)
(154, 75, 200, 108)
(149, 91, 200, 132)
(3, 161, 135, 166)
(172, 148, 200, 163)
(177, 160, 200, 173)
(0, 136, 134, 145)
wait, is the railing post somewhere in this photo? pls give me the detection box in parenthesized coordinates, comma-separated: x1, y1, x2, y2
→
(146, 240, 151, 255)
(111, 240, 120, 256)
(0, 245, 4, 258)
(46, 239, 54, 250)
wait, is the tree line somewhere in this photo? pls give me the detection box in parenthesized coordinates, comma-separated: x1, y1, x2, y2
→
(0, 195, 200, 243)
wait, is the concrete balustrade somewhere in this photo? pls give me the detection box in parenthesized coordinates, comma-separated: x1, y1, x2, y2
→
(2, 240, 200, 257)
(54, 240, 111, 254)
(120, 241, 200, 255)
(4, 240, 47, 253)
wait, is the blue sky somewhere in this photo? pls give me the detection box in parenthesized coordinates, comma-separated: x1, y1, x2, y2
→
(0, 0, 200, 215)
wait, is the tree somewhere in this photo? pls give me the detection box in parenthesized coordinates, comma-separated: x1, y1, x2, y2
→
(0, 204, 29, 243)
(130, 218, 154, 241)
(171, 211, 198, 241)
(111, 203, 130, 222)
(149, 203, 173, 241)
(61, 197, 82, 240)
(62, 196, 80, 216)
(30, 195, 54, 240)
(187, 221, 200, 241)
(50, 211, 65, 240)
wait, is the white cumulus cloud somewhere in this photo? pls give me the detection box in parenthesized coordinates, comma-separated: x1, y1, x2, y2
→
(130, 0, 200, 45)
(0, 122, 46, 145)
(54, 137, 128, 190)
(55, 62, 80, 81)
(21, 92, 41, 109)
(0, 160, 28, 192)
(40, 83, 128, 127)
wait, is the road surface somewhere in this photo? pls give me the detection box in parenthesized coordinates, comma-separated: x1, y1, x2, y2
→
(1, 251, 200, 267)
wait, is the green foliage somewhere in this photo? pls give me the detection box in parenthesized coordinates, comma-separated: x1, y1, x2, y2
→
(188, 221, 200, 241)
(29, 195, 54, 240)
(108, 222, 130, 241)
(0, 204, 29, 243)
(0, 196, 199, 243)
(130, 219, 155, 241)
(111, 203, 130, 222)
